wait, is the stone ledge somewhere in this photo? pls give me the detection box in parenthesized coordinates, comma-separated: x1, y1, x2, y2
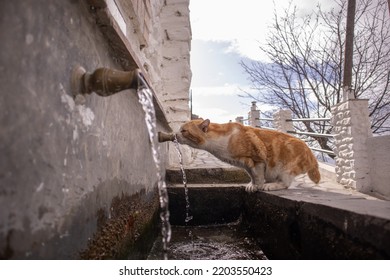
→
(166, 168, 250, 184)
(167, 165, 338, 185)
(243, 186, 390, 259)
(318, 162, 337, 182)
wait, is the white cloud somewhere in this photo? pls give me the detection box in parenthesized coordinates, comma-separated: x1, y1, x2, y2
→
(192, 84, 243, 96)
(190, 0, 328, 60)
(191, 84, 280, 124)
(191, 84, 260, 123)
(190, 0, 274, 60)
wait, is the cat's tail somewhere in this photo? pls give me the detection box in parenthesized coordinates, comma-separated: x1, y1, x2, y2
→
(305, 146, 321, 184)
(308, 163, 321, 184)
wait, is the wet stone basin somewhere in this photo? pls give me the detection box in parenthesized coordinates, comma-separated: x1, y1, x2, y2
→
(148, 224, 267, 260)
(146, 181, 390, 259)
(146, 184, 268, 260)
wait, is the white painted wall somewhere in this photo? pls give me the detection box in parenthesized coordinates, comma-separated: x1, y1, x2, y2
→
(367, 135, 390, 199)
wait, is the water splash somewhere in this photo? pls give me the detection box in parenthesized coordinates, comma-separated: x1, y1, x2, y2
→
(173, 136, 193, 224)
(137, 87, 171, 260)
(172, 137, 194, 256)
(148, 225, 267, 260)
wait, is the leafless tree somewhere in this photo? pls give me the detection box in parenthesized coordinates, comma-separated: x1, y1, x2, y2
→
(240, 0, 390, 155)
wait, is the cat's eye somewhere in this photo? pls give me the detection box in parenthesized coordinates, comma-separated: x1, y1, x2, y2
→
(181, 129, 187, 133)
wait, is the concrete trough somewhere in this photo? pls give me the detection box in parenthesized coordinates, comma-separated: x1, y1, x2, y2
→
(166, 167, 390, 260)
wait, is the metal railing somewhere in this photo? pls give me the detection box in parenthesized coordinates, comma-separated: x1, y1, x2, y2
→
(286, 118, 332, 122)
(286, 130, 334, 138)
(258, 117, 335, 156)
(258, 117, 274, 122)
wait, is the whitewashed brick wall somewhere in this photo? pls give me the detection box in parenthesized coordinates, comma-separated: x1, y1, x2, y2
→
(331, 99, 373, 192)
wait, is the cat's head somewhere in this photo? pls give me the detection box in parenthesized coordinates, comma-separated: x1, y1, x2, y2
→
(176, 118, 210, 148)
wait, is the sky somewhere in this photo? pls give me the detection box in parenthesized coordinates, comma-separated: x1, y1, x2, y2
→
(189, 0, 333, 123)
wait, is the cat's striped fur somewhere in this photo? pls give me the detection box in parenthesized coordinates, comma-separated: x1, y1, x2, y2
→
(176, 119, 320, 192)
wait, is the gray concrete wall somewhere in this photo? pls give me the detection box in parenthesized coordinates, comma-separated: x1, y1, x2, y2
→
(367, 135, 390, 199)
(0, 0, 168, 259)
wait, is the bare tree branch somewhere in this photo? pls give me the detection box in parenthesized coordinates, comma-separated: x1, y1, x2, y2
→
(241, 0, 390, 152)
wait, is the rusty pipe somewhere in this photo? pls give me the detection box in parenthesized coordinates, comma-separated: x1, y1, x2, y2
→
(71, 66, 141, 97)
(158, 132, 175, 143)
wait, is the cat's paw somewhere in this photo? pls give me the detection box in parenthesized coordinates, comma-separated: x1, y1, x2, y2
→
(262, 182, 288, 191)
(245, 182, 258, 192)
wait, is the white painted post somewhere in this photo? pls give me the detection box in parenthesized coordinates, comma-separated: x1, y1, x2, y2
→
(331, 99, 372, 192)
(235, 116, 244, 124)
(273, 109, 294, 133)
(248, 102, 261, 127)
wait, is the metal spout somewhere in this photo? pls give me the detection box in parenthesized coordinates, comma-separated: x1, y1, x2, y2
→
(71, 66, 141, 97)
(158, 132, 175, 143)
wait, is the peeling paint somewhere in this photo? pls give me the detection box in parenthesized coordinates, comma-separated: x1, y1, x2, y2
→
(72, 127, 79, 141)
(59, 231, 70, 239)
(36, 182, 44, 192)
(25, 34, 34, 45)
(59, 83, 95, 129)
(76, 105, 95, 127)
(60, 84, 75, 112)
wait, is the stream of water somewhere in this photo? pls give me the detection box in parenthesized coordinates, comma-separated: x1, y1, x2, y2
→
(172, 136, 193, 224)
(137, 87, 171, 260)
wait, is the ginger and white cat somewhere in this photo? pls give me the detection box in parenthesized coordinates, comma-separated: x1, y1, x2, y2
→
(175, 119, 320, 192)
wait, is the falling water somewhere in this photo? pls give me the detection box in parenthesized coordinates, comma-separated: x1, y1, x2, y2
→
(172, 136, 193, 224)
(171, 137, 194, 257)
(137, 87, 171, 260)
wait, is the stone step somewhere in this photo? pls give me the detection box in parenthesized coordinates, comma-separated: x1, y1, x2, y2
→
(166, 168, 250, 184)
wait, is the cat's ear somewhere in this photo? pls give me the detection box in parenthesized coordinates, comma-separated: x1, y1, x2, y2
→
(199, 119, 210, 133)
